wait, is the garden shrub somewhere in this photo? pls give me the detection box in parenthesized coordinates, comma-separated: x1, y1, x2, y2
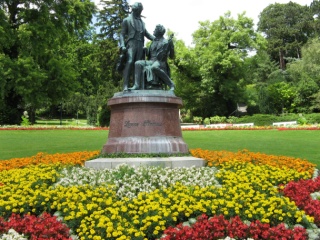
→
(234, 114, 279, 126)
(234, 113, 320, 126)
(298, 116, 308, 125)
(203, 118, 210, 125)
(180, 109, 193, 123)
(305, 113, 320, 124)
(209, 116, 227, 123)
(193, 116, 203, 124)
(86, 105, 97, 126)
(226, 116, 238, 123)
(98, 104, 110, 127)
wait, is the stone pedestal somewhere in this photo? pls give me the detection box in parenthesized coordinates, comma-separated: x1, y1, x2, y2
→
(101, 90, 189, 154)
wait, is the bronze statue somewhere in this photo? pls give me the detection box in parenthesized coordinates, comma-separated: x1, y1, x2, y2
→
(129, 24, 175, 91)
(119, 2, 154, 91)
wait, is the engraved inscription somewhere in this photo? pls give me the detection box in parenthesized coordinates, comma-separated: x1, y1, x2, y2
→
(124, 121, 139, 128)
(124, 120, 162, 128)
(142, 120, 162, 126)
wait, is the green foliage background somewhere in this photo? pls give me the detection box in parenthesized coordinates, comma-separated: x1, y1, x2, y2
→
(1, 0, 320, 126)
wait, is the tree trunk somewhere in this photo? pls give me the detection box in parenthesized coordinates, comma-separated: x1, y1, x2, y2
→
(279, 49, 286, 70)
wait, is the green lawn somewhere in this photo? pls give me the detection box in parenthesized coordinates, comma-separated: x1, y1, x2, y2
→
(183, 130, 320, 168)
(35, 118, 88, 126)
(0, 129, 319, 168)
(0, 130, 108, 159)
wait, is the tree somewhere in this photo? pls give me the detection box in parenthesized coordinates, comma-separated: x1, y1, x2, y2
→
(287, 38, 320, 112)
(0, 0, 95, 124)
(73, 0, 130, 125)
(258, 2, 314, 70)
(310, 0, 320, 37)
(95, 0, 129, 41)
(242, 51, 279, 114)
(185, 12, 265, 116)
(170, 36, 202, 119)
(62, 0, 129, 126)
(266, 81, 296, 114)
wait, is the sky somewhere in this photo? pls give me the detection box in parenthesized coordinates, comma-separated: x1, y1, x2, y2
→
(94, 0, 313, 46)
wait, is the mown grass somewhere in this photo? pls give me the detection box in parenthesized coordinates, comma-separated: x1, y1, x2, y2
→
(35, 119, 88, 126)
(0, 130, 108, 159)
(183, 130, 320, 168)
(0, 129, 319, 168)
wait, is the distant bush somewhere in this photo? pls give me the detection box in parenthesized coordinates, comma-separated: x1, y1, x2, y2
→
(184, 113, 320, 126)
(304, 113, 320, 124)
(203, 118, 210, 125)
(193, 116, 203, 124)
(209, 116, 226, 123)
(180, 109, 193, 123)
(98, 104, 110, 127)
(234, 113, 320, 126)
(234, 114, 279, 126)
(226, 116, 238, 124)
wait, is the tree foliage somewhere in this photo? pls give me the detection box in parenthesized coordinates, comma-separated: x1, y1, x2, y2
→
(174, 12, 266, 116)
(0, 0, 95, 124)
(95, 0, 129, 41)
(287, 38, 320, 112)
(258, 2, 314, 70)
(1, 0, 320, 125)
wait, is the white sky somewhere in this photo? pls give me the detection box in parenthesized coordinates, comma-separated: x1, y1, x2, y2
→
(94, 0, 313, 46)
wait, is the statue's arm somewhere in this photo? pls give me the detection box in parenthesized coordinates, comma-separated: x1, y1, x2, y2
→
(145, 29, 155, 41)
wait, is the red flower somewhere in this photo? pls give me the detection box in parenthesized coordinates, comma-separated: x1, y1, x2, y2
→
(162, 214, 307, 239)
(283, 176, 320, 226)
(0, 213, 72, 240)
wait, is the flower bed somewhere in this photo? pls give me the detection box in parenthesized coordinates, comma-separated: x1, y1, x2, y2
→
(0, 150, 319, 239)
(162, 214, 307, 239)
(0, 213, 72, 239)
(0, 151, 100, 171)
(0, 125, 109, 130)
(1, 125, 319, 131)
(181, 124, 320, 131)
(181, 126, 275, 131)
(190, 149, 316, 174)
(278, 127, 320, 131)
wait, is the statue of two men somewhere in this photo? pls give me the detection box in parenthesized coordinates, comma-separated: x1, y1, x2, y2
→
(118, 2, 175, 92)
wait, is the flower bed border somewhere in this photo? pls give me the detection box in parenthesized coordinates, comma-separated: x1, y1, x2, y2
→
(1, 126, 320, 131)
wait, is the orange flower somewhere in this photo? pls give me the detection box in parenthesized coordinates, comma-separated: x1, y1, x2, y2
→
(0, 151, 100, 171)
(190, 148, 316, 175)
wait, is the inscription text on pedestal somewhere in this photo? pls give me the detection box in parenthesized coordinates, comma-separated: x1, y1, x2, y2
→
(124, 120, 162, 128)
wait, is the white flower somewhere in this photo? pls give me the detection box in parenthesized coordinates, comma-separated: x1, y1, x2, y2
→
(54, 165, 221, 199)
(0, 229, 28, 240)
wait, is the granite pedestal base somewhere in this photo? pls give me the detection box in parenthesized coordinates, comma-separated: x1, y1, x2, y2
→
(85, 157, 205, 170)
(101, 90, 189, 154)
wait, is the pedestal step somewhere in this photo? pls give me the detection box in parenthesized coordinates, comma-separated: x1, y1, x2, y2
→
(85, 157, 205, 169)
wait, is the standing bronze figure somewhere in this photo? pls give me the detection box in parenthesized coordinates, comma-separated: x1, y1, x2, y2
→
(119, 2, 154, 91)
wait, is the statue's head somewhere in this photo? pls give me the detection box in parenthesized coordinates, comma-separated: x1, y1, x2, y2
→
(131, 2, 143, 16)
(154, 24, 166, 38)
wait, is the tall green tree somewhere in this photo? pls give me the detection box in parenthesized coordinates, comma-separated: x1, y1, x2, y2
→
(242, 51, 279, 114)
(0, 0, 95, 124)
(74, 0, 130, 125)
(171, 37, 202, 120)
(258, 2, 314, 70)
(95, 0, 129, 41)
(95, 0, 130, 84)
(310, 0, 320, 36)
(287, 38, 320, 112)
(184, 12, 265, 117)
